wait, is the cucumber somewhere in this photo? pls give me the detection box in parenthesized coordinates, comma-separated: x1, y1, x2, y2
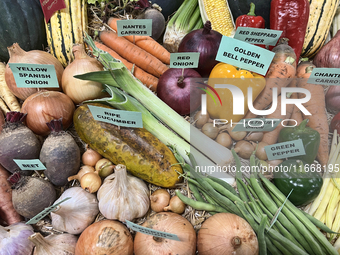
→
(73, 103, 183, 188)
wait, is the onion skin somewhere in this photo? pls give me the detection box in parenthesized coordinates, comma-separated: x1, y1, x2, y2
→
(326, 86, 340, 114)
(178, 21, 222, 77)
(156, 68, 204, 115)
(134, 212, 196, 255)
(150, 189, 170, 213)
(21, 90, 75, 136)
(0, 111, 4, 133)
(197, 213, 258, 255)
(5, 43, 63, 101)
(75, 220, 134, 255)
(313, 30, 340, 68)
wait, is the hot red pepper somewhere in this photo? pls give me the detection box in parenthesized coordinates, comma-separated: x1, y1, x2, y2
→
(236, 2, 266, 48)
(270, 0, 309, 59)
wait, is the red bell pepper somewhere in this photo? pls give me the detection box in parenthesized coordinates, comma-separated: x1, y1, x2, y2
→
(270, 0, 309, 59)
(236, 3, 266, 48)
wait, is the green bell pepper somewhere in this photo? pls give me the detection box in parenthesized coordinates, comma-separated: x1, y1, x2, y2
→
(278, 119, 320, 164)
(273, 159, 323, 206)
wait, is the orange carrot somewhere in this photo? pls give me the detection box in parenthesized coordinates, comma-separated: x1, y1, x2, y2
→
(99, 30, 169, 78)
(288, 79, 304, 126)
(296, 61, 329, 166)
(94, 41, 159, 91)
(244, 39, 297, 119)
(261, 94, 295, 145)
(107, 17, 170, 65)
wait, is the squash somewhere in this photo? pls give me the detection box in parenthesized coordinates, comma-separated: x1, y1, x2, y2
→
(73, 103, 183, 188)
(0, 0, 47, 62)
(301, 0, 340, 58)
(45, 0, 88, 67)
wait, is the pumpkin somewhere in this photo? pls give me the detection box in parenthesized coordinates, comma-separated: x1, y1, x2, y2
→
(0, 0, 47, 62)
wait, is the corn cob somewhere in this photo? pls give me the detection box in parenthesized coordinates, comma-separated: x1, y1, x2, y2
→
(198, 0, 235, 37)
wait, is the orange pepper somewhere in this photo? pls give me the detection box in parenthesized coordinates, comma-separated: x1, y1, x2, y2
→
(206, 63, 266, 122)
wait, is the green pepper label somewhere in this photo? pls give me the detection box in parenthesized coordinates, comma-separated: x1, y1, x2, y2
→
(265, 139, 306, 160)
(126, 220, 180, 241)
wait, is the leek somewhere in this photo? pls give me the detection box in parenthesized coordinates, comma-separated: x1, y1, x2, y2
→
(77, 34, 234, 182)
(162, 0, 203, 52)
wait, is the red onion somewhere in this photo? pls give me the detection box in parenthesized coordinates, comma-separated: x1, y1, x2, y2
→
(156, 68, 204, 115)
(330, 111, 340, 133)
(326, 86, 340, 114)
(313, 30, 340, 68)
(178, 21, 222, 77)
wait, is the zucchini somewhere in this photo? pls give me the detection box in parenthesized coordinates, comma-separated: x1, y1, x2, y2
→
(45, 0, 88, 67)
(301, 0, 340, 58)
(73, 103, 183, 188)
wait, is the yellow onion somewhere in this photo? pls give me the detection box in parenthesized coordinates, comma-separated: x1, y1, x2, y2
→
(62, 44, 107, 104)
(5, 43, 63, 100)
(21, 90, 75, 136)
(134, 212, 196, 255)
(75, 220, 133, 255)
(197, 213, 258, 255)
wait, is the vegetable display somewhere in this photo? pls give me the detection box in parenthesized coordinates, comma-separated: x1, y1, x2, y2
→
(1, 1, 340, 254)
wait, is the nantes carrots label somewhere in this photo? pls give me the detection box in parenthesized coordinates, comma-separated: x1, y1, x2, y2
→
(234, 27, 282, 46)
(216, 36, 274, 75)
(116, 19, 152, 36)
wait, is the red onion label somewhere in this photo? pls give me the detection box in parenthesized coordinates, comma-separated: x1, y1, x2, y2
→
(170, 53, 200, 69)
(126, 220, 180, 241)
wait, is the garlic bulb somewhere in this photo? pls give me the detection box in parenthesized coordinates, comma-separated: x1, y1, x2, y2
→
(97, 164, 150, 222)
(51, 187, 99, 234)
(29, 232, 77, 255)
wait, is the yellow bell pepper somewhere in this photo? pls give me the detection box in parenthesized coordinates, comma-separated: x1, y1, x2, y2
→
(206, 63, 266, 122)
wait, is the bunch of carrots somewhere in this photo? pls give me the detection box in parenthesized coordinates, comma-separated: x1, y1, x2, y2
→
(244, 38, 329, 166)
(94, 17, 171, 92)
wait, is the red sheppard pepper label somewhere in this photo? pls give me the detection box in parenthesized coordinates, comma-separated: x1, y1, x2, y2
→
(39, 0, 66, 22)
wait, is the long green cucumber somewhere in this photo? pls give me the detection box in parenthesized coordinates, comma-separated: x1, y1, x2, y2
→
(73, 103, 183, 188)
